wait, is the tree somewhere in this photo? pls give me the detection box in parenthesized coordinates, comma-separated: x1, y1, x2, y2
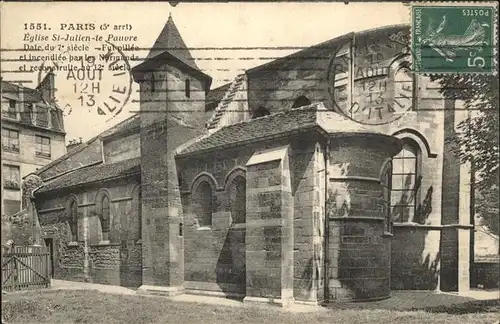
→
(430, 74, 499, 235)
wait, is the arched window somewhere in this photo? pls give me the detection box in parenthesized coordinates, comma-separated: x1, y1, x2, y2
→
(229, 176, 246, 224)
(291, 96, 311, 108)
(391, 138, 421, 223)
(67, 197, 78, 242)
(252, 106, 270, 119)
(196, 181, 213, 227)
(100, 195, 111, 241)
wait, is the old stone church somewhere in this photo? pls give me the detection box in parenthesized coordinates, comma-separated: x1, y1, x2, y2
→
(29, 16, 474, 305)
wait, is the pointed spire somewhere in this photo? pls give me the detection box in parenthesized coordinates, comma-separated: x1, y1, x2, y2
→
(146, 15, 199, 70)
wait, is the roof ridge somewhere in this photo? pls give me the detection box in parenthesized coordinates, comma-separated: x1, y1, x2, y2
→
(214, 101, 323, 130)
(32, 113, 139, 178)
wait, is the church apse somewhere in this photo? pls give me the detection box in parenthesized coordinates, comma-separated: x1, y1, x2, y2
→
(325, 135, 402, 301)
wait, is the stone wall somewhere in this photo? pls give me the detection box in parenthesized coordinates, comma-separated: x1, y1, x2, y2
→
(103, 132, 140, 164)
(474, 261, 500, 289)
(291, 139, 325, 303)
(178, 135, 321, 302)
(137, 61, 207, 292)
(36, 177, 142, 287)
(245, 25, 460, 293)
(325, 135, 398, 301)
(390, 226, 440, 290)
(180, 146, 253, 295)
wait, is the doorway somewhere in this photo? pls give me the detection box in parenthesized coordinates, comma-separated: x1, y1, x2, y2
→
(44, 238, 54, 278)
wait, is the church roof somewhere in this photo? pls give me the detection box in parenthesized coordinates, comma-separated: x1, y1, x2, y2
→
(31, 114, 140, 179)
(146, 15, 199, 71)
(177, 103, 323, 156)
(36, 157, 141, 194)
(177, 102, 400, 157)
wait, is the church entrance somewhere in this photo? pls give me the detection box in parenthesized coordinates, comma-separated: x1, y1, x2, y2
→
(216, 175, 246, 295)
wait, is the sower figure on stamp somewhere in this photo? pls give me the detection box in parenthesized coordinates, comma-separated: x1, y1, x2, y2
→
(420, 15, 490, 62)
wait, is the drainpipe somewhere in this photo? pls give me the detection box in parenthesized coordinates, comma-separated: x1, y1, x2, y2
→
(323, 138, 331, 303)
(31, 184, 46, 246)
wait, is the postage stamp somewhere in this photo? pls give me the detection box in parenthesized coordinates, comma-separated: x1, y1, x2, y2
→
(411, 2, 498, 74)
(1, 3, 499, 323)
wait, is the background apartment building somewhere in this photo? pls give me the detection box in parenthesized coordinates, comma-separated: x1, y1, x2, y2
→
(1, 72, 66, 216)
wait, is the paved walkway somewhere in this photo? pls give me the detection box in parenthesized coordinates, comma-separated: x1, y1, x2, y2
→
(18, 279, 498, 313)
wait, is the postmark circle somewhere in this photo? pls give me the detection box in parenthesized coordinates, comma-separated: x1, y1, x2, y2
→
(327, 28, 416, 126)
(36, 40, 133, 122)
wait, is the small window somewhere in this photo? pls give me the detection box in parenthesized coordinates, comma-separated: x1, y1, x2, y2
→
(50, 110, 59, 130)
(252, 106, 270, 119)
(35, 107, 49, 127)
(22, 104, 33, 123)
(185, 79, 190, 98)
(3, 164, 20, 190)
(2, 128, 19, 153)
(229, 176, 246, 224)
(196, 181, 213, 227)
(35, 135, 51, 159)
(100, 195, 111, 241)
(68, 198, 79, 242)
(2, 99, 17, 119)
(151, 73, 156, 93)
(291, 96, 311, 108)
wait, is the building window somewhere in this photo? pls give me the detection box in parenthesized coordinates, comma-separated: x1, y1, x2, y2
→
(100, 195, 111, 241)
(3, 164, 20, 190)
(151, 73, 156, 93)
(196, 181, 213, 227)
(229, 176, 246, 224)
(391, 139, 421, 223)
(2, 128, 20, 153)
(185, 79, 190, 98)
(381, 161, 392, 233)
(35, 135, 51, 158)
(22, 104, 33, 123)
(35, 107, 49, 127)
(2, 98, 17, 119)
(252, 106, 271, 119)
(3, 199, 21, 216)
(291, 95, 311, 108)
(50, 110, 60, 130)
(67, 198, 79, 242)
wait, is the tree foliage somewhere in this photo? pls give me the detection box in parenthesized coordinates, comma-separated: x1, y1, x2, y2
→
(430, 74, 499, 235)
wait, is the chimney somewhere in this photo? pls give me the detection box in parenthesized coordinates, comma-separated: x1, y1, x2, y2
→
(37, 69, 55, 104)
(66, 139, 82, 152)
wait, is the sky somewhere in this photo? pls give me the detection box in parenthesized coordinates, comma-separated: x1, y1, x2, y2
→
(1, 2, 409, 143)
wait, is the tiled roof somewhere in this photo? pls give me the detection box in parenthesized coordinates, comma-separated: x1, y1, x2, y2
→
(146, 15, 199, 71)
(100, 114, 140, 138)
(178, 103, 322, 156)
(206, 83, 231, 108)
(1, 80, 43, 103)
(33, 114, 140, 177)
(36, 157, 141, 194)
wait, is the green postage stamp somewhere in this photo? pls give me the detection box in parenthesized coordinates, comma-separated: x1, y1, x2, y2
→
(411, 2, 498, 74)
